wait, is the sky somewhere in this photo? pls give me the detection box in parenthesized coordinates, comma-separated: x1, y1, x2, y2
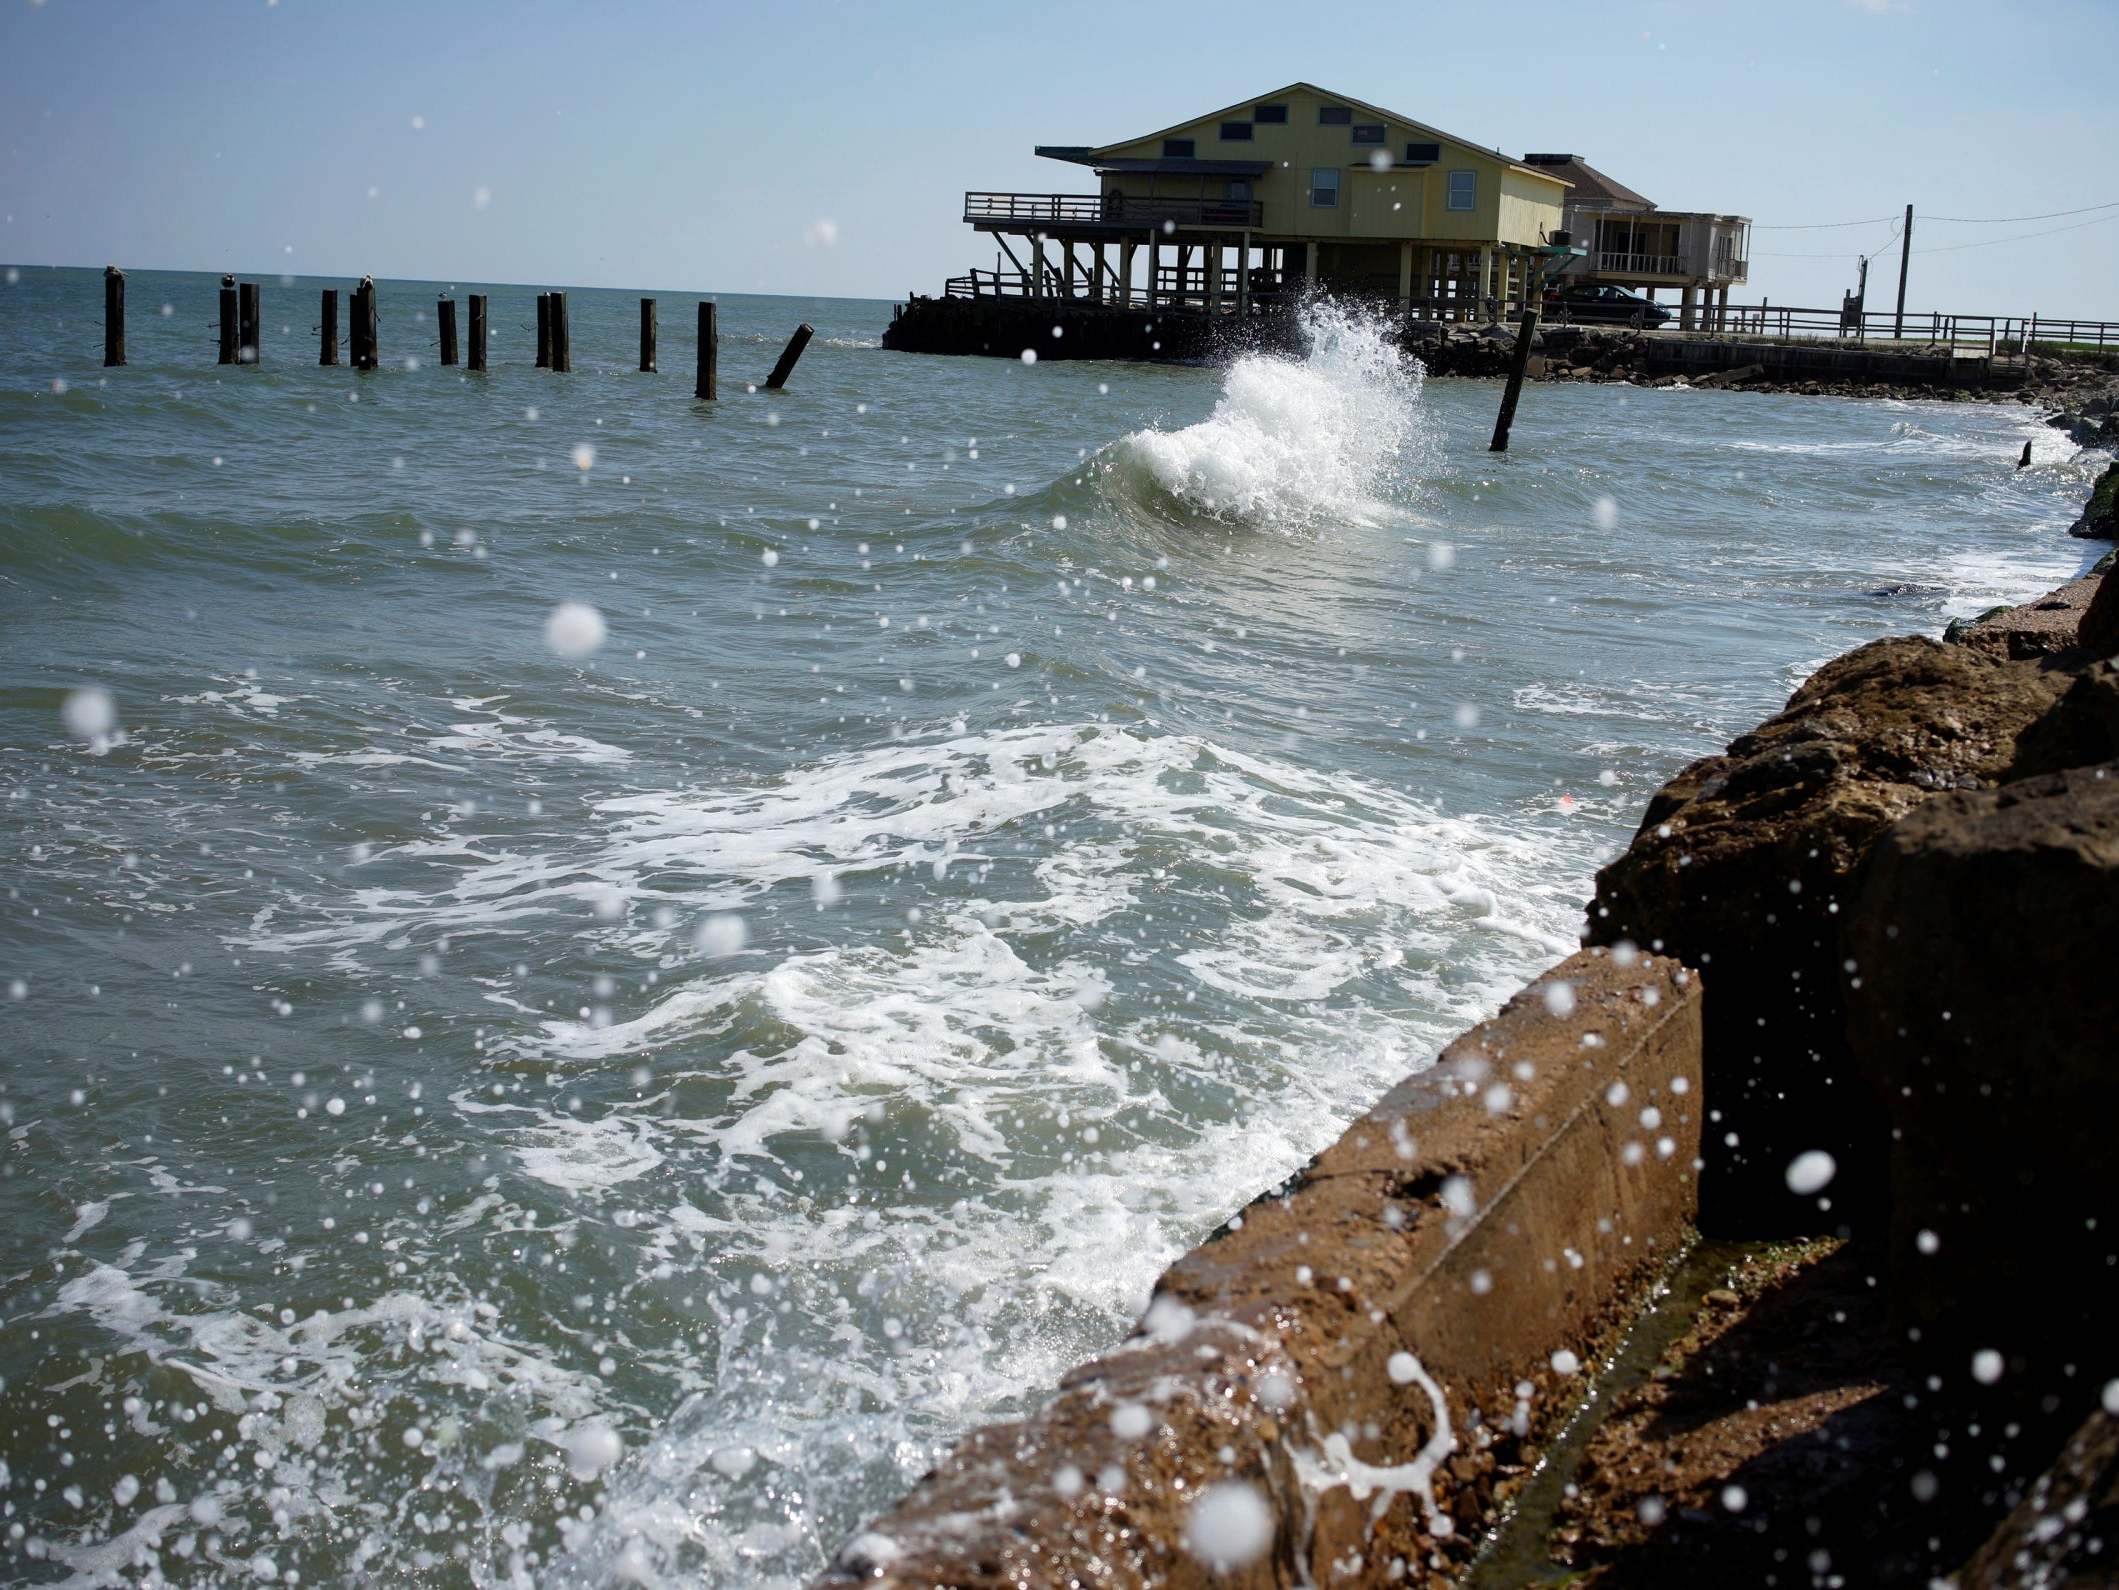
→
(3, 0, 2116, 315)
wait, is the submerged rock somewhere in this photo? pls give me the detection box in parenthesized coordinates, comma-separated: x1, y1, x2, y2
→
(1584, 636, 2078, 1234)
(1958, 1407, 2119, 1588)
(1841, 760, 2119, 1385)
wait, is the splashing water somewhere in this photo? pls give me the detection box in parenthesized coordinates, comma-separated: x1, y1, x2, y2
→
(1107, 300, 1432, 527)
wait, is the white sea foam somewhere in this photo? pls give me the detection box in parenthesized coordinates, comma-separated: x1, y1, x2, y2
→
(1108, 300, 1433, 526)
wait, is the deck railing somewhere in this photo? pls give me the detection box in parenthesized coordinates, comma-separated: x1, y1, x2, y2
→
(962, 192, 1264, 230)
(1594, 251, 1685, 276)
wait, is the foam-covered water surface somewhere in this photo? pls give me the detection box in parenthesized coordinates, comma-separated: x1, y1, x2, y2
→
(0, 268, 2104, 1587)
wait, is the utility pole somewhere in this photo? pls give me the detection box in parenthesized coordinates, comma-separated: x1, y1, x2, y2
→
(1894, 204, 1912, 340)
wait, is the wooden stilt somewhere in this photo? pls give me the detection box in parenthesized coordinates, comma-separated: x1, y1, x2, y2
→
(438, 297, 459, 366)
(1490, 309, 1540, 453)
(695, 300, 718, 400)
(352, 276, 379, 370)
(238, 281, 261, 364)
(763, 323, 813, 390)
(639, 297, 657, 373)
(548, 292, 571, 372)
(319, 289, 339, 366)
(218, 276, 238, 365)
(103, 266, 124, 367)
(468, 294, 487, 372)
(535, 293, 552, 368)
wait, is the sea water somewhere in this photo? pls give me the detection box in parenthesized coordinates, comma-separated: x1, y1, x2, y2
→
(0, 267, 2103, 1587)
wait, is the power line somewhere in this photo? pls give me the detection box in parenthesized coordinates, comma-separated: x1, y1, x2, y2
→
(1921, 198, 2119, 224)
(1911, 210, 2119, 255)
(1750, 215, 1896, 230)
(1754, 218, 1900, 259)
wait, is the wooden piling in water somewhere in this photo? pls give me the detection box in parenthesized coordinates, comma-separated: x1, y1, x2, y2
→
(238, 281, 261, 365)
(319, 289, 339, 366)
(103, 266, 124, 367)
(1489, 308, 1539, 453)
(640, 297, 657, 373)
(549, 292, 571, 373)
(351, 276, 379, 371)
(2018, 440, 2033, 469)
(438, 297, 459, 366)
(696, 301, 718, 400)
(218, 276, 238, 365)
(535, 293, 552, 369)
(763, 322, 814, 390)
(468, 294, 488, 372)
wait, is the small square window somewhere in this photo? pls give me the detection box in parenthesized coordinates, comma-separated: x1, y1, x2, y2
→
(1163, 138, 1195, 158)
(1220, 121, 1253, 141)
(1405, 141, 1440, 165)
(1253, 103, 1288, 123)
(1447, 169, 1477, 211)
(1310, 167, 1340, 207)
(1319, 105, 1352, 125)
(1350, 124, 1385, 145)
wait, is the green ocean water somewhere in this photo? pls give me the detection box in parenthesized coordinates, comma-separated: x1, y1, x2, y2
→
(0, 264, 2102, 1586)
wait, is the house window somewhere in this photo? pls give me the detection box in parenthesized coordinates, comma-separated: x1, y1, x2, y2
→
(1253, 103, 1288, 123)
(1405, 141, 1440, 165)
(1220, 121, 1253, 141)
(1310, 167, 1340, 207)
(1350, 124, 1386, 145)
(1163, 138, 1195, 157)
(1319, 105, 1352, 125)
(1447, 169, 1477, 211)
(1225, 179, 1253, 201)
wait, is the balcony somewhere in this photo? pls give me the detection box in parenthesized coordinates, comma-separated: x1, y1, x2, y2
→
(963, 191, 1264, 231)
(1594, 250, 1685, 277)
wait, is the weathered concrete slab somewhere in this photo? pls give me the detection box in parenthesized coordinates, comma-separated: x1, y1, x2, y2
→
(811, 946, 1702, 1588)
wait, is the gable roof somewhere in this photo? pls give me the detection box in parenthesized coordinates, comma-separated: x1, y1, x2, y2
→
(1520, 154, 1654, 209)
(1052, 82, 1570, 187)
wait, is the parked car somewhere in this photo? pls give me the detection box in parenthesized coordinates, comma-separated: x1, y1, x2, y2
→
(1543, 283, 1673, 328)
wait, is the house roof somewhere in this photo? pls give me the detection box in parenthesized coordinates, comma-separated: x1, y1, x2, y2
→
(1035, 147, 1272, 178)
(1520, 154, 1655, 209)
(1042, 83, 1570, 187)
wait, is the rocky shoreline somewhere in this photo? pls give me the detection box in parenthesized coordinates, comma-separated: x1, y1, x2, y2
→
(814, 438, 2118, 1588)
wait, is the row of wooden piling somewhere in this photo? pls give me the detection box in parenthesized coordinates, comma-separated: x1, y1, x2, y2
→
(97, 267, 806, 400)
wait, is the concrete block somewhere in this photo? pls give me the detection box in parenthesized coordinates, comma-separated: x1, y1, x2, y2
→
(811, 947, 1703, 1589)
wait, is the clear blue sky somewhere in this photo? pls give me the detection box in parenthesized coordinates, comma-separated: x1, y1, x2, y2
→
(4, 0, 2115, 315)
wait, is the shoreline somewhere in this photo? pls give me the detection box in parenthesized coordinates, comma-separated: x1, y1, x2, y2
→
(811, 444, 2119, 1585)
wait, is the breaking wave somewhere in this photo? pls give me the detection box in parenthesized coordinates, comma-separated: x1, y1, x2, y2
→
(1102, 300, 1432, 528)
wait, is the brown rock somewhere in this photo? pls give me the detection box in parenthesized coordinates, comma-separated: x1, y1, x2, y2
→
(1841, 761, 2119, 1385)
(1585, 636, 2076, 1234)
(2083, 563, 2119, 657)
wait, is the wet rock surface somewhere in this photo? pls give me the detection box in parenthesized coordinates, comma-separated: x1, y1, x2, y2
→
(810, 949, 1703, 1589)
(1583, 633, 2079, 1234)
(1840, 759, 2119, 1387)
(2071, 458, 2119, 538)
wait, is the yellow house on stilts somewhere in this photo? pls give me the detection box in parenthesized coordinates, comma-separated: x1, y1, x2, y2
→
(953, 82, 1570, 322)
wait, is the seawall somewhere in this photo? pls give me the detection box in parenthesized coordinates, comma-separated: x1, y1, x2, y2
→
(812, 464, 2119, 1585)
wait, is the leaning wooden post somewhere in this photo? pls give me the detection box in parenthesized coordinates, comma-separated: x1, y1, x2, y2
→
(763, 322, 814, 390)
(2017, 440, 2033, 470)
(352, 275, 379, 371)
(319, 288, 339, 365)
(103, 266, 125, 367)
(548, 292, 571, 372)
(695, 300, 718, 400)
(238, 281, 261, 365)
(467, 294, 488, 372)
(438, 297, 459, 366)
(535, 293, 552, 369)
(217, 275, 238, 365)
(1489, 307, 1540, 453)
(639, 297, 657, 372)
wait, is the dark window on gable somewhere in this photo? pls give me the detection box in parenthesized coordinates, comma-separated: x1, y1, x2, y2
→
(1350, 124, 1386, 145)
(1405, 141, 1441, 164)
(1319, 105, 1352, 125)
(1163, 138, 1195, 157)
(1253, 103, 1288, 123)
(1220, 121, 1253, 141)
